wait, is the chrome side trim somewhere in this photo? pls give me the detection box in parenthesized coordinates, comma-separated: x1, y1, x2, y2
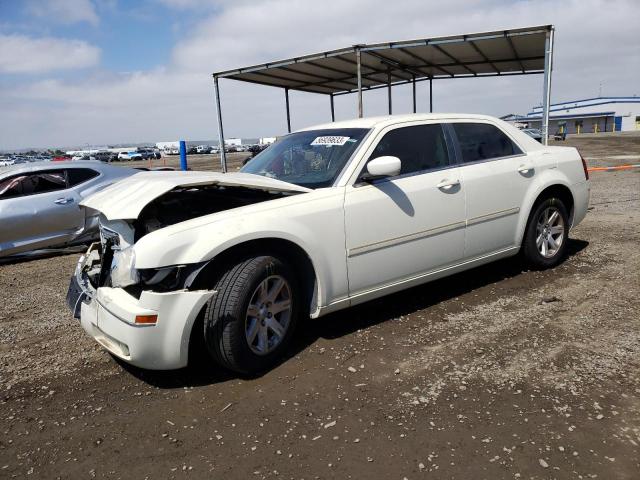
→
(467, 207, 520, 226)
(348, 220, 465, 257)
(347, 207, 520, 258)
(347, 246, 520, 301)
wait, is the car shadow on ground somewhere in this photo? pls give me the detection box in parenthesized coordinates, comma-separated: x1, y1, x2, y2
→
(119, 238, 589, 389)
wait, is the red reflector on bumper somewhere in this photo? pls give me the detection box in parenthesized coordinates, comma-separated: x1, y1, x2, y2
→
(135, 314, 157, 325)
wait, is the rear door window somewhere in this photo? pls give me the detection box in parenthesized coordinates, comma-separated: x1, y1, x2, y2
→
(452, 123, 522, 163)
(67, 168, 99, 186)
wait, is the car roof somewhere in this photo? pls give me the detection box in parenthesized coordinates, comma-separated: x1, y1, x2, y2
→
(0, 160, 128, 178)
(296, 113, 505, 131)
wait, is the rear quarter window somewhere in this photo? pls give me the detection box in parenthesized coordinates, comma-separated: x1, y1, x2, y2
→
(67, 168, 99, 186)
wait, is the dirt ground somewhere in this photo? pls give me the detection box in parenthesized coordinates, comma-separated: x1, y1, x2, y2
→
(124, 151, 250, 173)
(0, 133, 639, 479)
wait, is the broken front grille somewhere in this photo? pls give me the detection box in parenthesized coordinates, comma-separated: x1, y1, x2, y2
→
(97, 226, 120, 287)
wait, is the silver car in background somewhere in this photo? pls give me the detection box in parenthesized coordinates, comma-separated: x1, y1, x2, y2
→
(0, 161, 138, 257)
(521, 128, 543, 143)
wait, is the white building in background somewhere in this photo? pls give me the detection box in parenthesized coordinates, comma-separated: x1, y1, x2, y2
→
(156, 141, 180, 155)
(505, 96, 640, 135)
(156, 141, 179, 150)
(225, 138, 242, 147)
(259, 137, 277, 145)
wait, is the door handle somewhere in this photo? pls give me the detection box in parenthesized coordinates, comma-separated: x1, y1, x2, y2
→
(517, 164, 534, 174)
(436, 179, 460, 190)
(54, 197, 74, 205)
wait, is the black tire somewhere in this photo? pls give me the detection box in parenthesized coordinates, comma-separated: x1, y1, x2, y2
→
(522, 197, 570, 269)
(203, 256, 300, 374)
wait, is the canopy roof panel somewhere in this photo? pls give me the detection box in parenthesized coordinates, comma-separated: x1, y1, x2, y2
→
(213, 25, 552, 95)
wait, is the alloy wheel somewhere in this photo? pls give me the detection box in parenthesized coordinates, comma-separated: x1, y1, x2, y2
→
(245, 275, 292, 355)
(536, 206, 565, 258)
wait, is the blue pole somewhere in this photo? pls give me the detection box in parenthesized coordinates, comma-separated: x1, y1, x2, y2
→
(179, 140, 187, 171)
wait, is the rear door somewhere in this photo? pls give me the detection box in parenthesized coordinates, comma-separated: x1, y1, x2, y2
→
(343, 122, 465, 298)
(448, 121, 533, 258)
(0, 169, 83, 254)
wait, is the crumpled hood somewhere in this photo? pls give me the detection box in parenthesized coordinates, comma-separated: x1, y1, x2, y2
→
(80, 170, 311, 220)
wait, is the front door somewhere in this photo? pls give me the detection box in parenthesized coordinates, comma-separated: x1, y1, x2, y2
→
(0, 170, 82, 254)
(344, 123, 465, 298)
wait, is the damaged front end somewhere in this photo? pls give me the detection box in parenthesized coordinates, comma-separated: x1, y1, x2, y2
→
(64, 172, 311, 369)
(67, 173, 308, 317)
(66, 217, 211, 318)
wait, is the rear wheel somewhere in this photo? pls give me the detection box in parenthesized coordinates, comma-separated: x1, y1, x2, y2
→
(203, 256, 299, 374)
(522, 197, 569, 269)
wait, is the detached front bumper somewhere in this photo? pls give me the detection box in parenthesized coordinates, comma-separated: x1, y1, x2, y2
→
(67, 247, 215, 370)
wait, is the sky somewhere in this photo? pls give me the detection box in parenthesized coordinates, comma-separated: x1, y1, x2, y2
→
(0, 0, 638, 149)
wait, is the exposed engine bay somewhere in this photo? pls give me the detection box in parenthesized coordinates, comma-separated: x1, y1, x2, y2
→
(133, 185, 292, 241)
(82, 184, 297, 293)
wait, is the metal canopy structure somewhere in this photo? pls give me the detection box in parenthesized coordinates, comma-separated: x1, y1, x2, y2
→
(212, 25, 554, 171)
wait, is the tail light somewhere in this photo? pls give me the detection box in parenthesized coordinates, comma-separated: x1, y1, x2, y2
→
(579, 151, 589, 180)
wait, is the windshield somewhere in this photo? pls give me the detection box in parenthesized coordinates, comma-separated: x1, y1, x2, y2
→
(240, 128, 369, 188)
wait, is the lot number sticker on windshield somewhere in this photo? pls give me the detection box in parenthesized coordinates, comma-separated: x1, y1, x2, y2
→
(311, 136, 350, 146)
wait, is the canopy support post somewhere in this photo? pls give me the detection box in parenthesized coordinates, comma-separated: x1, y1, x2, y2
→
(541, 27, 554, 145)
(429, 78, 433, 113)
(387, 68, 392, 114)
(330, 93, 335, 122)
(412, 74, 417, 113)
(356, 47, 363, 118)
(213, 75, 227, 173)
(285, 87, 291, 133)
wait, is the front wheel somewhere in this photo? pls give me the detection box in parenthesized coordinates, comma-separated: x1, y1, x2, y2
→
(522, 197, 570, 269)
(203, 256, 299, 374)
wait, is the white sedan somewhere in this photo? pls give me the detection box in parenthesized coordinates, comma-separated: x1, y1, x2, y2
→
(67, 114, 590, 373)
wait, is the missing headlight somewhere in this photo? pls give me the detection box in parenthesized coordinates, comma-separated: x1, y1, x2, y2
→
(110, 246, 139, 288)
(137, 261, 210, 293)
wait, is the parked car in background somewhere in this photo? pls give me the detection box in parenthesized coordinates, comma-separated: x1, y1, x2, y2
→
(94, 151, 118, 162)
(137, 148, 161, 160)
(554, 130, 567, 141)
(67, 114, 589, 374)
(118, 151, 142, 161)
(248, 144, 268, 156)
(521, 128, 543, 143)
(0, 161, 139, 257)
(72, 154, 96, 161)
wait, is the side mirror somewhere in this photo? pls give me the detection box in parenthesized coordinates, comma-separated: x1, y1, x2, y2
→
(364, 156, 401, 180)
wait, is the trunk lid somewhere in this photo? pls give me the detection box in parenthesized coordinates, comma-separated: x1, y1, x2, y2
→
(81, 171, 311, 220)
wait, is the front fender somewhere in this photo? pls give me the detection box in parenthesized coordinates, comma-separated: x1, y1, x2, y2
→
(133, 189, 348, 310)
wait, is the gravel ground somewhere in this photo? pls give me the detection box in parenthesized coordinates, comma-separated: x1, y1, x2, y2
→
(0, 133, 638, 479)
(122, 151, 250, 172)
